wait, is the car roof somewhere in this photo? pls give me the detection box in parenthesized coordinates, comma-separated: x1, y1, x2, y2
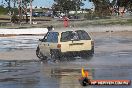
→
(48, 29, 87, 33)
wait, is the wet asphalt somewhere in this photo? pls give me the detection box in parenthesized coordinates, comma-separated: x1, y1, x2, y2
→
(0, 31, 132, 88)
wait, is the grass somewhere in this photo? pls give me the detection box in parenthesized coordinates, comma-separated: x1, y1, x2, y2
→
(0, 15, 10, 18)
(68, 18, 132, 27)
(127, 19, 132, 23)
(0, 15, 132, 28)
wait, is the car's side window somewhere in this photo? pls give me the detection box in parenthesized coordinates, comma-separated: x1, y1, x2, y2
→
(61, 31, 73, 42)
(47, 32, 58, 43)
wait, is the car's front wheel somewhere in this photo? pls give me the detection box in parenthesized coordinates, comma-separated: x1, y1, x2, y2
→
(36, 47, 47, 60)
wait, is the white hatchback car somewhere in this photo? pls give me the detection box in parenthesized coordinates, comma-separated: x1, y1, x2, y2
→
(36, 30, 94, 60)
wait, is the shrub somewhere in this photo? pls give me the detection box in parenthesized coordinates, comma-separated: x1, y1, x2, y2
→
(11, 14, 18, 23)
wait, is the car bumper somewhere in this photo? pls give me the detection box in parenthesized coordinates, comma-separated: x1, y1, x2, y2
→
(52, 46, 94, 58)
(61, 50, 93, 57)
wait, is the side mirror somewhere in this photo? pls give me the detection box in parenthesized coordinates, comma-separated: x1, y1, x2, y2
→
(39, 39, 47, 42)
(39, 39, 43, 41)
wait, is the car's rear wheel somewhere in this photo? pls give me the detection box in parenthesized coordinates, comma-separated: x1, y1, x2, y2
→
(50, 50, 61, 62)
(83, 46, 94, 57)
(90, 46, 94, 55)
(36, 47, 47, 60)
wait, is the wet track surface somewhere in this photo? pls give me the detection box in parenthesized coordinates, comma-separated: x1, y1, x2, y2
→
(0, 36, 41, 51)
(0, 32, 132, 88)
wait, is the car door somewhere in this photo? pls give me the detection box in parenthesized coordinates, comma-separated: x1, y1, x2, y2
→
(39, 32, 49, 57)
(46, 32, 59, 57)
(40, 32, 59, 57)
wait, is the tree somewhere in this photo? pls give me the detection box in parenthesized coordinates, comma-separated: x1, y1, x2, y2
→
(13, 0, 17, 7)
(21, 0, 32, 23)
(127, 0, 132, 12)
(88, 0, 111, 17)
(4, 0, 33, 23)
(53, 0, 84, 15)
(0, 5, 8, 14)
(11, 13, 18, 23)
(5, 0, 11, 11)
(111, 0, 132, 16)
(83, 0, 132, 17)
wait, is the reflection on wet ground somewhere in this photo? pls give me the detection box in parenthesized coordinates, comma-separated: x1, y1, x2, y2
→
(0, 32, 132, 88)
(0, 60, 132, 88)
(0, 36, 42, 52)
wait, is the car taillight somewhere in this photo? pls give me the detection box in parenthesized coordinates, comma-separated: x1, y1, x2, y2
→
(57, 44, 61, 48)
(91, 41, 94, 46)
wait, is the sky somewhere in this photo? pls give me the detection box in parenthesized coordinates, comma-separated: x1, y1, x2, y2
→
(0, 0, 94, 9)
(32, 0, 94, 9)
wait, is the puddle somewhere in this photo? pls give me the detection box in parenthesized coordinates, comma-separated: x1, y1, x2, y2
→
(0, 69, 19, 73)
(118, 51, 132, 55)
(0, 36, 42, 52)
(0, 61, 20, 67)
(0, 78, 21, 82)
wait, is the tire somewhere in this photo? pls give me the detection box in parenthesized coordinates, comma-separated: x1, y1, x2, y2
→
(83, 46, 94, 58)
(36, 47, 47, 60)
(51, 51, 57, 60)
(50, 50, 61, 61)
(90, 46, 94, 55)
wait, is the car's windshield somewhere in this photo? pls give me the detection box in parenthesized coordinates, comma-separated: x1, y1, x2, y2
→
(60, 30, 91, 42)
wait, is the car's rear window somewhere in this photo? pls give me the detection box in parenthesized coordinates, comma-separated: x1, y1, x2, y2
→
(76, 30, 91, 40)
(60, 30, 91, 42)
(47, 32, 58, 43)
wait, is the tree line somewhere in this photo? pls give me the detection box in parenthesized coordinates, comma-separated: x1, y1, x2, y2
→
(1, 0, 132, 15)
(0, 0, 132, 19)
(53, 0, 132, 17)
